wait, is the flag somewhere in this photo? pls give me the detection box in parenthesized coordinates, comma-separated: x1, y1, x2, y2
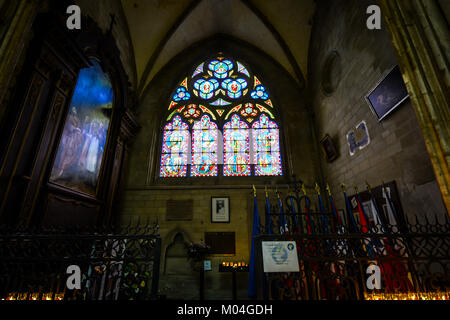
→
(316, 183, 330, 234)
(355, 190, 371, 234)
(277, 192, 288, 235)
(265, 186, 273, 235)
(248, 187, 260, 299)
(327, 184, 342, 233)
(342, 184, 358, 233)
(301, 184, 315, 234)
(367, 185, 386, 230)
(383, 183, 400, 228)
(379, 183, 414, 292)
(366, 185, 397, 291)
(343, 183, 375, 269)
(366, 184, 389, 256)
(287, 192, 299, 233)
(354, 188, 377, 258)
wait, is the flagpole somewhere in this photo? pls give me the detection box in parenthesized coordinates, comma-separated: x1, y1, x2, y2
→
(277, 189, 287, 235)
(326, 184, 348, 297)
(382, 181, 400, 227)
(380, 182, 419, 292)
(353, 185, 377, 259)
(264, 185, 273, 235)
(315, 183, 329, 234)
(287, 185, 299, 233)
(301, 183, 315, 234)
(366, 182, 387, 231)
(341, 183, 358, 233)
(353, 184, 370, 232)
(248, 185, 260, 299)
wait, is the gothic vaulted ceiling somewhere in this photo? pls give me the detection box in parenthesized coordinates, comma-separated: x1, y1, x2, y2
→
(120, 0, 315, 96)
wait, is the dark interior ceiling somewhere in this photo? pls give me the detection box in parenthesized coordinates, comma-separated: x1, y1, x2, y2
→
(120, 0, 316, 96)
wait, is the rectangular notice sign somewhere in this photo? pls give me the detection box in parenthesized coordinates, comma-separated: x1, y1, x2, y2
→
(262, 241, 300, 273)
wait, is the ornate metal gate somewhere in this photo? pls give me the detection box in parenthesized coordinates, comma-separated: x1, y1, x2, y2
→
(0, 222, 161, 300)
(253, 185, 449, 300)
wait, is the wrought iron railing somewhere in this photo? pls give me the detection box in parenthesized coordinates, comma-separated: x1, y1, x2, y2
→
(253, 201, 450, 300)
(0, 221, 161, 301)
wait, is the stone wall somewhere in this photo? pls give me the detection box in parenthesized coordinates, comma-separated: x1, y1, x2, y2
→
(75, 0, 137, 89)
(120, 187, 256, 300)
(308, 0, 447, 220)
(119, 36, 319, 299)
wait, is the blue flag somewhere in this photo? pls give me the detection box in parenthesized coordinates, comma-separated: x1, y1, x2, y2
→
(328, 194, 342, 230)
(265, 194, 273, 235)
(248, 195, 260, 299)
(278, 195, 288, 234)
(369, 191, 386, 229)
(288, 195, 299, 232)
(343, 190, 359, 233)
(317, 193, 329, 234)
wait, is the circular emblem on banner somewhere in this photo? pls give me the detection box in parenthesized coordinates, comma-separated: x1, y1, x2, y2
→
(271, 243, 288, 264)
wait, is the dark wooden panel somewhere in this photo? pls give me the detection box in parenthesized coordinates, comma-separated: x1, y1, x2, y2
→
(205, 232, 235, 255)
(166, 199, 193, 221)
(43, 194, 100, 226)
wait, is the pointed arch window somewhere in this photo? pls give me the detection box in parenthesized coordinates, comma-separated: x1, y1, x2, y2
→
(252, 114, 282, 176)
(191, 115, 218, 177)
(223, 114, 251, 177)
(160, 116, 190, 178)
(160, 55, 283, 178)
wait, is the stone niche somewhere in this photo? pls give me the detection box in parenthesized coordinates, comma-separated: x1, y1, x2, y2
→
(161, 233, 198, 300)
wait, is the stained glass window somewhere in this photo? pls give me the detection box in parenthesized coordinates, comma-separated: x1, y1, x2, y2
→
(223, 114, 251, 176)
(208, 60, 233, 79)
(251, 85, 269, 100)
(193, 78, 219, 99)
(173, 87, 191, 102)
(252, 114, 282, 176)
(191, 115, 218, 177)
(160, 116, 190, 178)
(222, 78, 248, 99)
(161, 55, 283, 178)
(50, 60, 113, 195)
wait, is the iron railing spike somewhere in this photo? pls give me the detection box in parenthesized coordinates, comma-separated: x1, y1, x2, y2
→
(424, 214, 430, 226)
(136, 216, 141, 228)
(415, 214, 420, 225)
(435, 214, 443, 227)
(431, 214, 437, 226)
(405, 214, 411, 226)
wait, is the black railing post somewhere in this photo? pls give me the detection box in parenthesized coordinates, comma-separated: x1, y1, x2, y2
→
(150, 236, 161, 300)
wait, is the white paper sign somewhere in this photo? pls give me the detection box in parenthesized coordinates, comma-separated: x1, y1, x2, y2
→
(262, 241, 299, 273)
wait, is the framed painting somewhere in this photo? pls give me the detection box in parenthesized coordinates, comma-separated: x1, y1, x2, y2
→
(365, 65, 409, 121)
(49, 60, 114, 196)
(320, 134, 338, 162)
(211, 197, 230, 223)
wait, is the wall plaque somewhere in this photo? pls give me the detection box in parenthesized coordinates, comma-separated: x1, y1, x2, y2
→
(205, 232, 235, 255)
(166, 199, 193, 221)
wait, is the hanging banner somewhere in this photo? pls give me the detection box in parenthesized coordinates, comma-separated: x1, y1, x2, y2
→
(262, 241, 300, 273)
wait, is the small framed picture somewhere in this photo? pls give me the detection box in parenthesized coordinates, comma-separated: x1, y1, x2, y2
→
(320, 134, 338, 162)
(365, 65, 409, 121)
(211, 197, 230, 223)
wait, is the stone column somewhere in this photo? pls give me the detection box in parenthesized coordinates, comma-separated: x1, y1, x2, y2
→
(378, 0, 450, 213)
